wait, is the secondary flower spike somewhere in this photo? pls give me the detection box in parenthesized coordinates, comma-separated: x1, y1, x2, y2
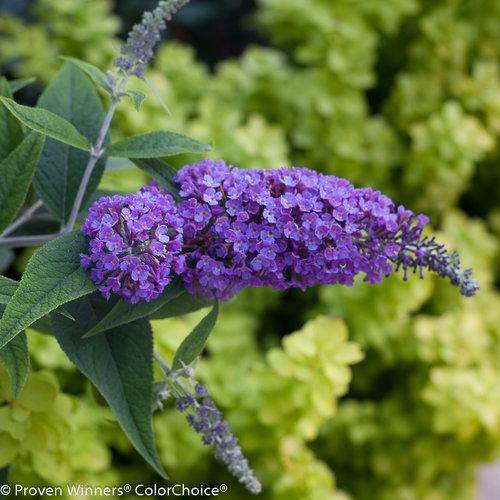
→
(80, 183, 185, 303)
(115, 0, 190, 77)
(176, 159, 478, 299)
(175, 382, 262, 494)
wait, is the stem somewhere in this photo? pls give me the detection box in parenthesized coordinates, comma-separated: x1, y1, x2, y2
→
(153, 351, 172, 374)
(64, 78, 126, 233)
(0, 200, 44, 238)
(153, 351, 191, 399)
(153, 351, 227, 451)
(0, 233, 62, 248)
(0, 79, 127, 249)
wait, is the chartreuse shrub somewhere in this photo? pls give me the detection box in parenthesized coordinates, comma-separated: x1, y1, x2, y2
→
(0, 0, 119, 84)
(0, 366, 111, 485)
(0, 0, 498, 498)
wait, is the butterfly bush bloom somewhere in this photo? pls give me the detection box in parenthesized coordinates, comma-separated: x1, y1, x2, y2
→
(176, 159, 478, 299)
(82, 160, 477, 302)
(175, 382, 262, 494)
(80, 183, 185, 303)
(115, 0, 190, 77)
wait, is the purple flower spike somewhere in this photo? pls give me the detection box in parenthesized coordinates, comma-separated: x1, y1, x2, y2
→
(80, 182, 185, 304)
(175, 159, 478, 299)
(81, 159, 477, 303)
(175, 383, 262, 494)
(115, 0, 190, 77)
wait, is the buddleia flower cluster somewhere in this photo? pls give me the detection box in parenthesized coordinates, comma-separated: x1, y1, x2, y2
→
(115, 0, 190, 77)
(80, 182, 185, 304)
(175, 159, 478, 299)
(81, 159, 478, 302)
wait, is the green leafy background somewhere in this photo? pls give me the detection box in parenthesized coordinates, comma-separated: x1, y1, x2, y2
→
(1, 0, 500, 498)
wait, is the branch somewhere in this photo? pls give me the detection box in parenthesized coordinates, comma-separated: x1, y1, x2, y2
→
(0, 79, 126, 249)
(0, 200, 44, 238)
(64, 79, 126, 233)
(0, 232, 62, 248)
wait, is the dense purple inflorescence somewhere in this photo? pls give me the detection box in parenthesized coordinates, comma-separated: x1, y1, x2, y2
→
(175, 159, 478, 299)
(175, 382, 262, 494)
(81, 159, 478, 302)
(80, 182, 185, 303)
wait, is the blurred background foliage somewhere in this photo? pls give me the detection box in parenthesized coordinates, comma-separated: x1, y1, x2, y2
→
(1, 0, 500, 498)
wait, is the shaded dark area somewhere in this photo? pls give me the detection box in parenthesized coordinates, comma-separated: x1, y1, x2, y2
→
(460, 159, 500, 218)
(256, 287, 319, 348)
(366, 15, 420, 115)
(0, 0, 262, 68)
(116, 0, 262, 67)
(0, 0, 30, 17)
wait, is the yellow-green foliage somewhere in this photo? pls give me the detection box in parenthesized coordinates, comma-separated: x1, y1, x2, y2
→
(1, 0, 500, 498)
(0, 0, 119, 83)
(152, 313, 361, 499)
(0, 367, 111, 486)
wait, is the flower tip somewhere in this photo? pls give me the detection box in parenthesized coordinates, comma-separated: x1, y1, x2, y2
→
(459, 270, 479, 297)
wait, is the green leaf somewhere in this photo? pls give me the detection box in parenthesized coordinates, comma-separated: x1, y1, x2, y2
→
(59, 57, 111, 94)
(0, 232, 97, 350)
(83, 280, 184, 338)
(33, 62, 107, 222)
(57, 307, 75, 321)
(0, 276, 29, 399)
(0, 332, 29, 400)
(0, 78, 23, 162)
(52, 296, 166, 478)
(150, 292, 213, 320)
(173, 300, 219, 370)
(125, 91, 147, 111)
(30, 316, 53, 336)
(0, 276, 18, 306)
(0, 97, 90, 151)
(107, 131, 210, 158)
(0, 276, 72, 328)
(0, 133, 45, 233)
(8, 77, 36, 94)
(131, 158, 181, 198)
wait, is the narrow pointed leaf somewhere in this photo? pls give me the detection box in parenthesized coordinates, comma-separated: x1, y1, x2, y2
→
(59, 57, 111, 94)
(83, 279, 184, 338)
(0, 97, 90, 151)
(131, 158, 180, 198)
(0, 133, 45, 233)
(57, 307, 75, 321)
(0, 232, 97, 350)
(125, 90, 147, 111)
(0, 276, 29, 399)
(0, 276, 18, 305)
(150, 292, 213, 320)
(0, 78, 23, 162)
(52, 297, 166, 478)
(173, 300, 219, 370)
(8, 77, 36, 94)
(0, 332, 29, 400)
(107, 131, 210, 158)
(34, 63, 107, 221)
